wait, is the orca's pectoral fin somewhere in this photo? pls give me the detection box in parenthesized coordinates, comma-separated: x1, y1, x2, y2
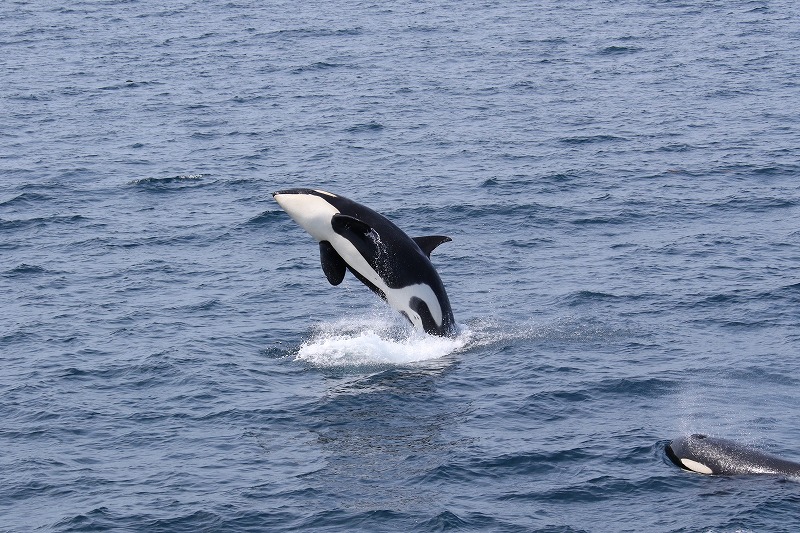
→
(331, 214, 372, 235)
(319, 241, 347, 285)
(413, 235, 452, 257)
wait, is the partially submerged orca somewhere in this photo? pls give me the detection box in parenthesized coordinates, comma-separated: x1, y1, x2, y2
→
(666, 433, 800, 477)
(273, 188, 457, 337)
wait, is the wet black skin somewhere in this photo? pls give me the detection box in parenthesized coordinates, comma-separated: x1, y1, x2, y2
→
(666, 434, 800, 477)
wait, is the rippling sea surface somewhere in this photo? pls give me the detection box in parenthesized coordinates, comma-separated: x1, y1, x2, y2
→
(3, 1, 800, 531)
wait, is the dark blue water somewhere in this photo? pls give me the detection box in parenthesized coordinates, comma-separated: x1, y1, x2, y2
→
(3, 0, 800, 531)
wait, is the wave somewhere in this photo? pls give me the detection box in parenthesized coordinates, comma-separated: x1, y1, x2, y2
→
(4, 263, 47, 277)
(129, 174, 206, 189)
(0, 192, 52, 207)
(0, 214, 86, 231)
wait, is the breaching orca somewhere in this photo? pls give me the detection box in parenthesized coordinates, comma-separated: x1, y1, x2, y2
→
(272, 188, 457, 337)
(666, 433, 800, 477)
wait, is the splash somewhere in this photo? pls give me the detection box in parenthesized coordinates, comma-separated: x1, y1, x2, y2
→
(294, 313, 471, 367)
(292, 314, 630, 368)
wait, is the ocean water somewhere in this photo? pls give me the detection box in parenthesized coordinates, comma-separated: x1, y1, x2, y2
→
(2, 0, 800, 531)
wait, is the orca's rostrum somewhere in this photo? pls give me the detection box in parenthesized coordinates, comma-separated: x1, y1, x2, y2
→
(273, 188, 457, 337)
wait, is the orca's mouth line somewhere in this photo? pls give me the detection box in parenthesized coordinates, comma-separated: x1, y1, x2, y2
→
(273, 188, 337, 198)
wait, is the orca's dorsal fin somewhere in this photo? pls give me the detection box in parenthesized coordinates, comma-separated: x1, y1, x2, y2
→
(319, 241, 346, 285)
(413, 235, 452, 257)
(331, 213, 372, 235)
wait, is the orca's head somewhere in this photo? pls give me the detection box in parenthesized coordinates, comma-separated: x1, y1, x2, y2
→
(665, 434, 715, 474)
(273, 189, 340, 242)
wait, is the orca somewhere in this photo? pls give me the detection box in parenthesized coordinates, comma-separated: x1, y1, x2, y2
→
(665, 433, 800, 477)
(272, 188, 457, 337)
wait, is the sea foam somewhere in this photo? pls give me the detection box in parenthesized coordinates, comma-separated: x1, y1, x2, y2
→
(294, 314, 471, 367)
